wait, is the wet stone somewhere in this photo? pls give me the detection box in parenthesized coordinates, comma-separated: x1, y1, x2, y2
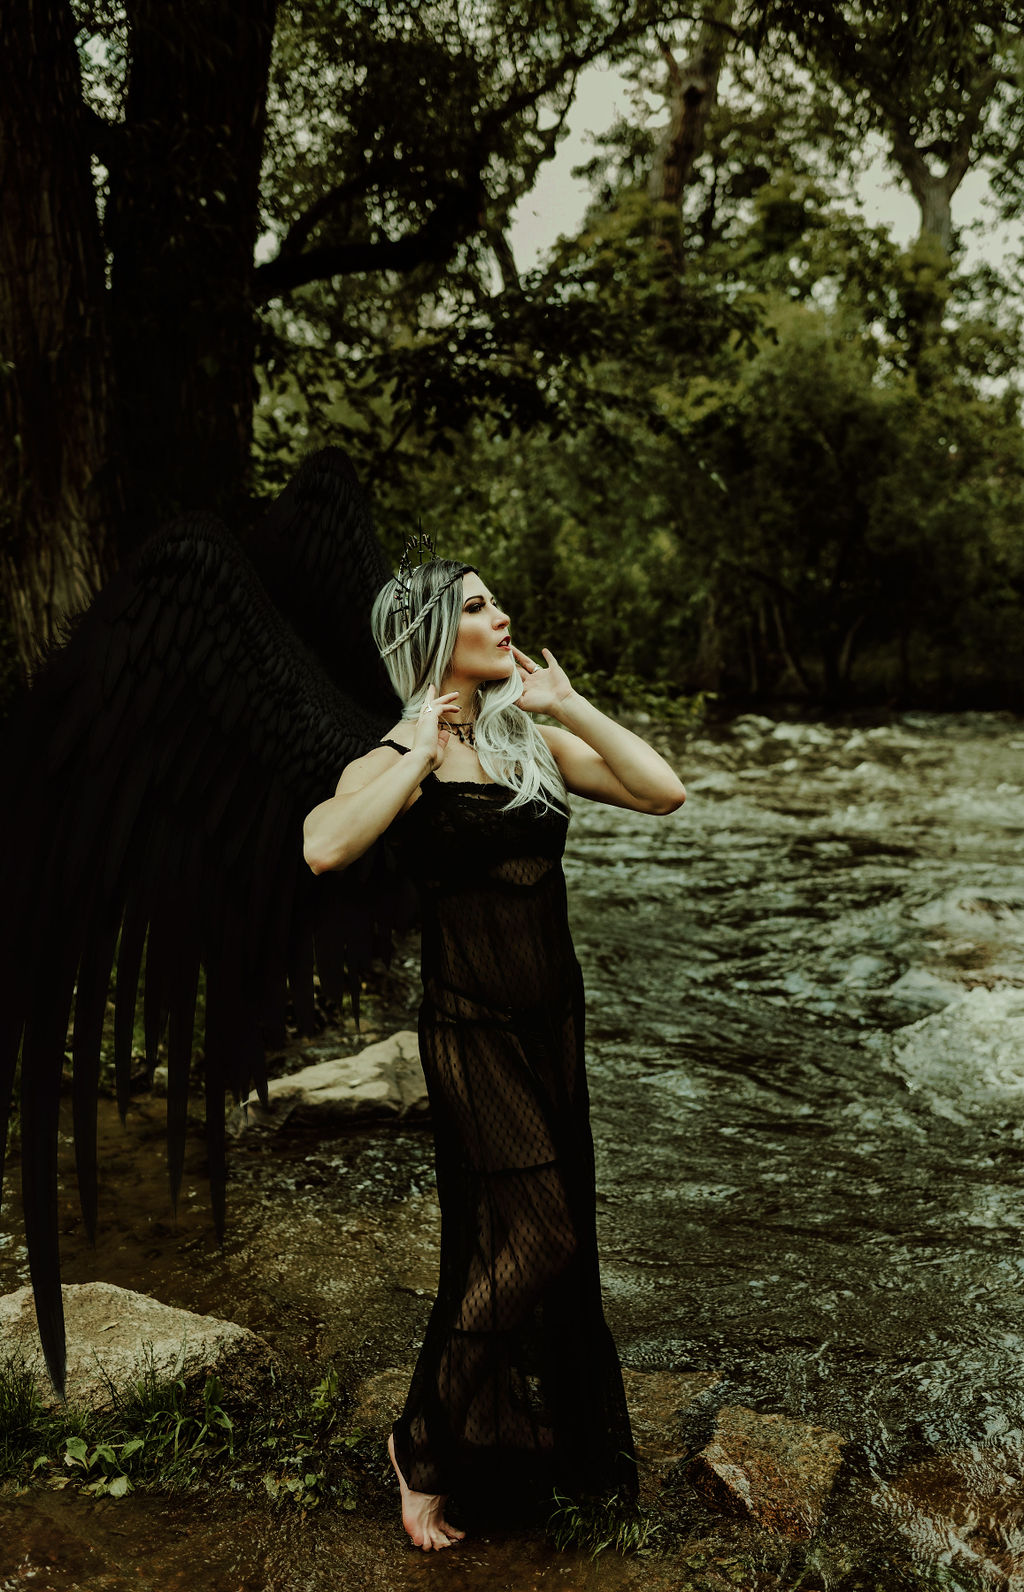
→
(0, 1281, 271, 1410)
(229, 1029, 428, 1131)
(872, 1444, 1024, 1589)
(687, 1405, 844, 1540)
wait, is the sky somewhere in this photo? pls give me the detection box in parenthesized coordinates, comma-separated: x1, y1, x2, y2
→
(507, 62, 1016, 277)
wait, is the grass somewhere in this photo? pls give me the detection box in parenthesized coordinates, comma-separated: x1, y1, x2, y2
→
(6, 1351, 671, 1560)
(546, 1485, 666, 1559)
(0, 1349, 372, 1511)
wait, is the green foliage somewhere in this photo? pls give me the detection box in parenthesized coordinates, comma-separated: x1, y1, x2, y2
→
(546, 1485, 665, 1558)
(0, 1349, 369, 1512)
(65, 0, 1024, 709)
(0, 1352, 38, 1475)
(252, 0, 713, 488)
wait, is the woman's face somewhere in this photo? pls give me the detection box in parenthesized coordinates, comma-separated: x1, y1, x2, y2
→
(445, 572, 513, 684)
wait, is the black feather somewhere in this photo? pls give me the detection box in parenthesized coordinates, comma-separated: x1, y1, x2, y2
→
(0, 451, 407, 1393)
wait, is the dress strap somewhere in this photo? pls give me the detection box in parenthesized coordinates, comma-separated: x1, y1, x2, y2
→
(379, 736, 440, 789)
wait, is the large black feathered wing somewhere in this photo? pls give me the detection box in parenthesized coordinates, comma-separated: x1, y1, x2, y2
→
(0, 504, 402, 1396)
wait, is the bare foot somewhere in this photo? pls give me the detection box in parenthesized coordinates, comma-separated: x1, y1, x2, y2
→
(387, 1430, 466, 1551)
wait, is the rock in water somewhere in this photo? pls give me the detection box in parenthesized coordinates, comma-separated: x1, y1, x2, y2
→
(232, 1030, 427, 1130)
(687, 1405, 844, 1539)
(0, 1282, 270, 1410)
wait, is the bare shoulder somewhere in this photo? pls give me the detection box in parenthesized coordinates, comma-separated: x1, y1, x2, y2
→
(538, 723, 588, 763)
(381, 720, 416, 748)
(334, 723, 413, 795)
(538, 724, 578, 749)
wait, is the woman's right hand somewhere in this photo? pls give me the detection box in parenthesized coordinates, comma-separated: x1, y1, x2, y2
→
(413, 685, 460, 770)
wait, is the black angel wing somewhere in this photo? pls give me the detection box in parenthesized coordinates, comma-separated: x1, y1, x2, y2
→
(245, 446, 395, 710)
(0, 460, 404, 1395)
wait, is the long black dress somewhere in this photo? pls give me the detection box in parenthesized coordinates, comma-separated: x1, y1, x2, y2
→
(381, 745, 638, 1515)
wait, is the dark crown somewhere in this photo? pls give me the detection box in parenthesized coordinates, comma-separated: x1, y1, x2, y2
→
(394, 525, 437, 614)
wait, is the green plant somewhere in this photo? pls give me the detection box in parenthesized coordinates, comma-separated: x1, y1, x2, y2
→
(546, 1486, 666, 1559)
(0, 1347, 371, 1514)
(0, 1351, 41, 1471)
(571, 672, 713, 728)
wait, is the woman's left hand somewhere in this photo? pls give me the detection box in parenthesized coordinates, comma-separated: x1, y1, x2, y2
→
(512, 645, 576, 716)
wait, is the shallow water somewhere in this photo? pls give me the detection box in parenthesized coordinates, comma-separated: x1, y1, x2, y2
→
(567, 711, 1024, 1473)
(3, 710, 1024, 1588)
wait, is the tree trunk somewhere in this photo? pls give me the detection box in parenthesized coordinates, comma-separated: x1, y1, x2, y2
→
(888, 68, 1001, 255)
(744, 617, 759, 694)
(891, 142, 959, 255)
(838, 610, 866, 686)
(106, 0, 277, 555)
(648, 3, 736, 218)
(0, 0, 120, 673)
(770, 596, 813, 697)
(692, 589, 723, 690)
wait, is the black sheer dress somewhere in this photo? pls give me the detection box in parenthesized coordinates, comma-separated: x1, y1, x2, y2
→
(381, 743, 638, 1515)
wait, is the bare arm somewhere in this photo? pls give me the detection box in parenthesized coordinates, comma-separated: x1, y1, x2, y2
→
(517, 647, 686, 815)
(303, 687, 458, 873)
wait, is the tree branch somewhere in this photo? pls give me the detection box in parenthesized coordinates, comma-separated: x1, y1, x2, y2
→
(648, 3, 736, 208)
(254, 181, 484, 301)
(488, 227, 521, 291)
(258, 4, 700, 299)
(277, 161, 378, 259)
(942, 66, 1003, 194)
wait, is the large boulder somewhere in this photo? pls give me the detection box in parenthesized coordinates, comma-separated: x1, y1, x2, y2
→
(232, 1030, 428, 1130)
(687, 1405, 845, 1540)
(0, 1282, 271, 1410)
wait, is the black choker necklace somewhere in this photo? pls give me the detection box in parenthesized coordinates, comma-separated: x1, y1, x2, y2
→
(449, 720, 476, 747)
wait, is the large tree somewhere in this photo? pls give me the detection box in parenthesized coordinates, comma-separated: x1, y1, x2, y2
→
(760, 1, 1024, 252)
(0, 0, 695, 673)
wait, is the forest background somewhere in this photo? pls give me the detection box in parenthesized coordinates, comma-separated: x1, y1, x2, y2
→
(3, 0, 1024, 715)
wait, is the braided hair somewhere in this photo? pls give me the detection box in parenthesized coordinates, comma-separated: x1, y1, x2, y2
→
(370, 560, 567, 813)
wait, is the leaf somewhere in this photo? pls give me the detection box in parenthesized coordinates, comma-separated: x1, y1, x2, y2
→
(107, 1474, 131, 1498)
(63, 1437, 89, 1467)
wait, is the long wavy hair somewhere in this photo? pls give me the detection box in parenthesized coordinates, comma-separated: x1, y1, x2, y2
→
(370, 559, 567, 812)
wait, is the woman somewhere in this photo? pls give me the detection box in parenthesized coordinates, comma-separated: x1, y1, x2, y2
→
(302, 556, 686, 1551)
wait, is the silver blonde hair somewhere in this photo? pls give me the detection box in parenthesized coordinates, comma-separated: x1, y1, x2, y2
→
(370, 559, 567, 813)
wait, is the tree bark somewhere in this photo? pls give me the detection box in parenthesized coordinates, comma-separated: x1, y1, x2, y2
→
(769, 595, 813, 697)
(888, 65, 1006, 254)
(105, 0, 277, 553)
(0, 0, 120, 672)
(890, 121, 970, 254)
(648, 4, 736, 214)
(691, 590, 723, 690)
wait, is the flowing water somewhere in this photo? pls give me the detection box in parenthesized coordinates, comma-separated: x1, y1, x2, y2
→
(2, 710, 1023, 1590)
(573, 712, 1024, 1455)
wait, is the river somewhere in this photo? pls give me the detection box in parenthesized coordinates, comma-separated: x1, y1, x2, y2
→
(574, 713, 1024, 1466)
(2, 710, 1023, 1590)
